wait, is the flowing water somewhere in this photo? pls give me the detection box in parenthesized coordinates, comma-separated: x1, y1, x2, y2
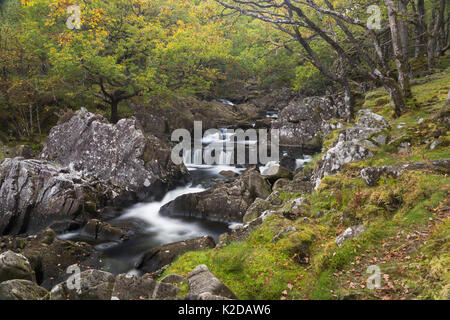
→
(57, 128, 312, 275)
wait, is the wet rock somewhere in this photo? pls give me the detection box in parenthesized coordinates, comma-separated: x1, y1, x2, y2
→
(187, 265, 237, 299)
(160, 168, 271, 223)
(50, 269, 116, 300)
(136, 236, 215, 274)
(80, 219, 127, 242)
(361, 159, 450, 186)
(111, 273, 179, 300)
(219, 170, 239, 178)
(335, 225, 366, 247)
(41, 108, 188, 203)
(0, 279, 48, 300)
(0, 250, 35, 283)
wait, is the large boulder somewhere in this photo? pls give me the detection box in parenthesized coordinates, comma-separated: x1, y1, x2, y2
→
(49, 270, 179, 300)
(0, 158, 115, 235)
(313, 141, 373, 188)
(136, 236, 215, 274)
(111, 273, 179, 300)
(0, 250, 35, 283)
(160, 168, 271, 223)
(50, 269, 115, 300)
(187, 265, 237, 299)
(41, 108, 188, 203)
(335, 110, 390, 148)
(0, 279, 48, 300)
(272, 95, 351, 151)
(313, 110, 390, 188)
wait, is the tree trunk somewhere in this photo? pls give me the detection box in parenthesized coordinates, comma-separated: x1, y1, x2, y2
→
(110, 100, 119, 123)
(414, 0, 427, 58)
(398, 0, 410, 65)
(385, 0, 412, 98)
(383, 78, 407, 117)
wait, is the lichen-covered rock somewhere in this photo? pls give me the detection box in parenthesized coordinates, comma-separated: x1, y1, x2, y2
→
(0, 279, 48, 300)
(313, 110, 390, 188)
(160, 168, 271, 222)
(272, 95, 351, 150)
(313, 141, 373, 188)
(135, 236, 215, 274)
(242, 198, 271, 224)
(335, 110, 390, 148)
(187, 265, 237, 299)
(111, 273, 179, 300)
(361, 159, 450, 186)
(0, 250, 35, 283)
(0, 158, 115, 235)
(50, 269, 116, 300)
(335, 225, 366, 247)
(41, 108, 188, 202)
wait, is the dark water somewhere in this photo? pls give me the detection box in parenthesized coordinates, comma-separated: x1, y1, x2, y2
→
(59, 164, 243, 275)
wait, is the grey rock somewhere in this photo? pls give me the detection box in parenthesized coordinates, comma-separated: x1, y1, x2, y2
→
(41, 108, 188, 202)
(111, 273, 179, 300)
(50, 269, 116, 300)
(0, 158, 116, 235)
(136, 236, 215, 274)
(80, 219, 127, 242)
(361, 159, 450, 186)
(0, 279, 48, 300)
(261, 164, 293, 181)
(313, 110, 389, 188)
(160, 274, 187, 285)
(187, 265, 237, 299)
(243, 198, 271, 224)
(272, 95, 351, 150)
(430, 140, 440, 150)
(0, 250, 35, 283)
(335, 225, 367, 247)
(313, 141, 373, 188)
(160, 168, 271, 223)
(356, 109, 390, 130)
